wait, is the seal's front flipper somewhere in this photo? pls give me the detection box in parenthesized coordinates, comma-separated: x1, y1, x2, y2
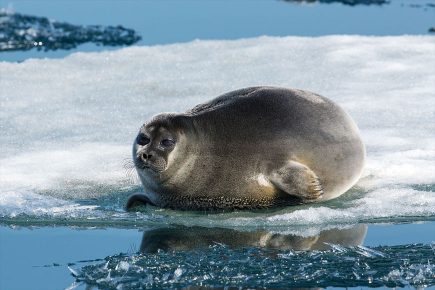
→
(270, 161, 323, 202)
(126, 193, 153, 211)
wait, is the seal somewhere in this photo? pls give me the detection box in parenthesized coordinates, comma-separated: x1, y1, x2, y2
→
(126, 86, 365, 211)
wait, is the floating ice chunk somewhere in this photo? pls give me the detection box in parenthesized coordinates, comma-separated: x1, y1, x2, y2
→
(68, 266, 80, 277)
(325, 243, 348, 253)
(1, 35, 434, 223)
(174, 267, 183, 279)
(355, 245, 386, 257)
(64, 281, 81, 290)
(115, 261, 130, 272)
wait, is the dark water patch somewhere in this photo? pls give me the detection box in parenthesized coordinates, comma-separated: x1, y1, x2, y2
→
(0, 11, 141, 52)
(73, 243, 435, 289)
(408, 2, 435, 9)
(283, 0, 435, 8)
(282, 0, 389, 6)
(411, 183, 435, 192)
(429, 27, 435, 33)
(33, 258, 105, 269)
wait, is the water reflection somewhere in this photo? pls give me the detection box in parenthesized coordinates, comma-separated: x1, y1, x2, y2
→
(140, 224, 367, 253)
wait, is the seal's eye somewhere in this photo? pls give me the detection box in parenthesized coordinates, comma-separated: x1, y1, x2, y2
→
(160, 139, 175, 147)
(136, 134, 150, 146)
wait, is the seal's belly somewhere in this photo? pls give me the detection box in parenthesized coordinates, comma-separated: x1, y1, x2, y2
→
(156, 192, 298, 211)
(153, 172, 299, 210)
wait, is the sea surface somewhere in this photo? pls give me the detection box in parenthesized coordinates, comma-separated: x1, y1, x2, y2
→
(1, 1, 435, 289)
(1, 0, 435, 61)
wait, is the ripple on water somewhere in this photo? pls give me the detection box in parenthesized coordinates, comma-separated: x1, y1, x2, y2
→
(71, 243, 435, 289)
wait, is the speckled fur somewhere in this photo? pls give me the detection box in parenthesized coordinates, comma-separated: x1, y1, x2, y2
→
(128, 86, 365, 211)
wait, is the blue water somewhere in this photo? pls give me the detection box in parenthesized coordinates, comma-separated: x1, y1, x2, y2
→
(1, 0, 434, 61)
(1, 223, 434, 289)
(1, 1, 435, 289)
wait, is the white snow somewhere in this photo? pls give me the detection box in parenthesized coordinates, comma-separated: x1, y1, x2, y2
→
(0, 35, 434, 224)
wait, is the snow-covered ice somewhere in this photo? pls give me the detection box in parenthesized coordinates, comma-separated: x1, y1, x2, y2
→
(1, 35, 434, 226)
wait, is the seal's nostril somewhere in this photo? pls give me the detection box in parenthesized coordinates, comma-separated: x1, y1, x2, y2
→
(140, 153, 152, 161)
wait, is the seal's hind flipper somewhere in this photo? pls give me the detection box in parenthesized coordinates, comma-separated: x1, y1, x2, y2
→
(270, 161, 323, 202)
(126, 193, 153, 211)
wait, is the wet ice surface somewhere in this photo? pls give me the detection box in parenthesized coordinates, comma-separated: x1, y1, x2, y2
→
(0, 36, 434, 288)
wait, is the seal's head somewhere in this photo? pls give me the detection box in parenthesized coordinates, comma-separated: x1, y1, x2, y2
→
(133, 113, 180, 175)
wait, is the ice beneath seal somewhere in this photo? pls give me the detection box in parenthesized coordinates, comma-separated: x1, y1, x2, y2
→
(0, 35, 434, 227)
